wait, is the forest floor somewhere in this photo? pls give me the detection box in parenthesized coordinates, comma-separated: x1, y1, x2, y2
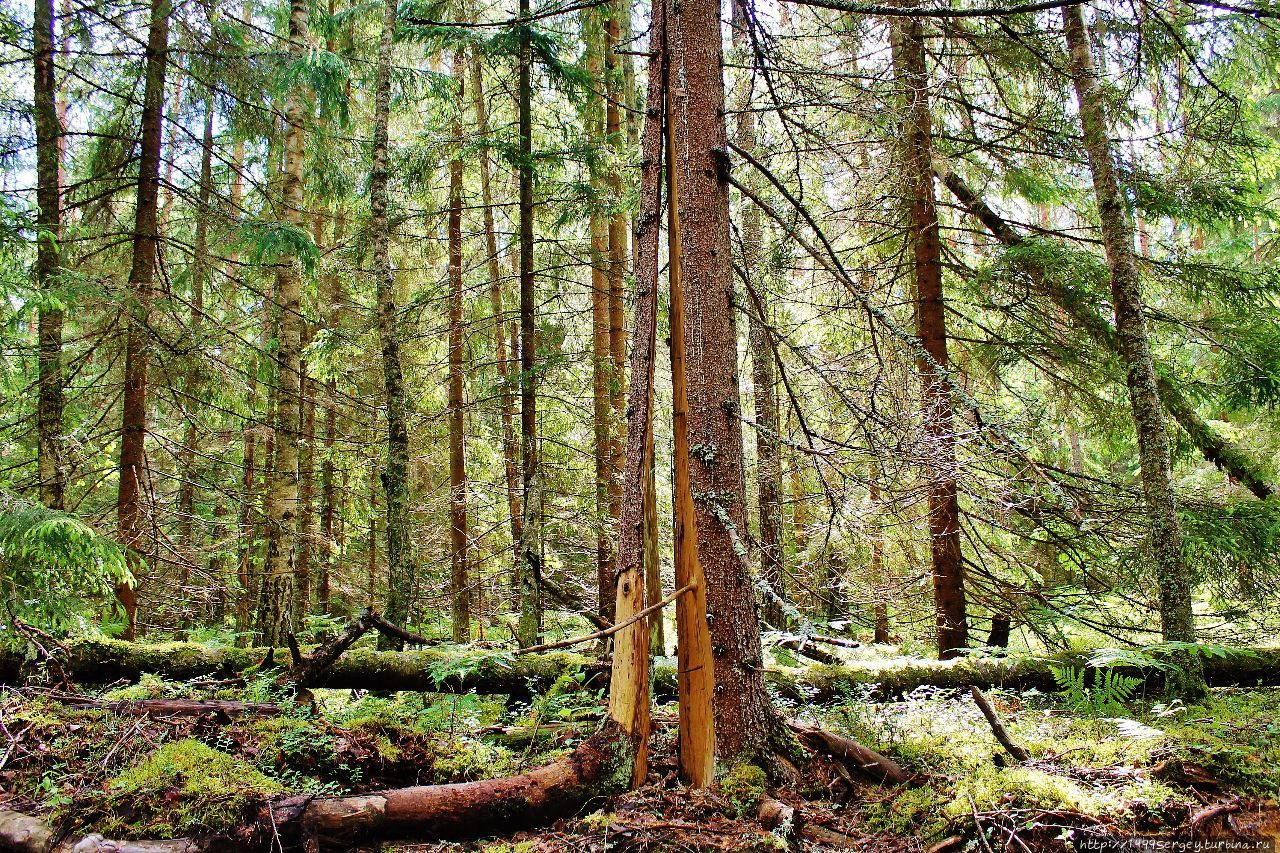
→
(2, 663, 1279, 851)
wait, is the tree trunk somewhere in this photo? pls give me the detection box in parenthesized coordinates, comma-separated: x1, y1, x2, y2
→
(178, 100, 214, 580)
(889, 11, 967, 660)
(318, 211, 346, 616)
(370, 0, 412, 648)
(585, 11, 614, 625)
(469, 48, 524, 590)
(116, 0, 169, 640)
(1062, 7, 1198, 666)
(604, 0, 628, 611)
(667, 0, 776, 770)
(516, 0, 542, 646)
(256, 0, 310, 646)
(731, 0, 784, 628)
(448, 50, 471, 644)
(33, 0, 65, 511)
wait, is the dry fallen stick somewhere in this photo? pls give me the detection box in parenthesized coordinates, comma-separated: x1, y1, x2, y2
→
(505, 583, 695, 656)
(970, 686, 1030, 762)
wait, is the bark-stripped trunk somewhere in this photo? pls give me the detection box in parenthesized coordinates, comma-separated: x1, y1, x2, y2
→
(33, 0, 65, 511)
(940, 172, 1276, 502)
(448, 50, 471, 644)
(256, 0, 309, 646)
(371, 0, 413, 647)
(116, 0, 169, 639)
(731, 0, 784, 628)
(663, 5, 716, 784)
(1062, 6, 1198, 657)
(516, 0, 542, 645)
(667, 0, 776, 769)
(608, 9, 668, 783)
(178, 100, 214, 577)
(469, 49, 524, 587)
(889, 11, 966, 660)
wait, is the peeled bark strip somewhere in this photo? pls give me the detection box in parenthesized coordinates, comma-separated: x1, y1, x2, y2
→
(889, 8, 967, 660)
(1063, 6, 1197, 659)
(939, 171, 1277, 502)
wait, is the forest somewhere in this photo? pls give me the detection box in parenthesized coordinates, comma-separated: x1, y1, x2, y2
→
(1, 0, 1279, 846)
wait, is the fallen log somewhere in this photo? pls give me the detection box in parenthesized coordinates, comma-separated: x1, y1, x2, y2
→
(788, 722, 911, 786)
(50, 696, 283, 718)
(0, 638, 598, 699)
(5, 641, 1276, 704)
(0, 723, 634, 853)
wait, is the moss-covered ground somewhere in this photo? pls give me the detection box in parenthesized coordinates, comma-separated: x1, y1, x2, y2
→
(2, 668, 1278, 850)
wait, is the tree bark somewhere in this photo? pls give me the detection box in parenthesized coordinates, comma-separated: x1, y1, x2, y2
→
(469, 48, 524, 590)
(33, 0, 65, 511)
(178, 100, 215, 580)
(116, 0, 169, 640)
(889, 10, 967, 660)
(369, 0, 413, 647)
(256, 0, 311, 647)
(667, 0, 777, 770)
(448, 50, 471, 644)
(516, 0, 542, 646)
(1062, 6, 1198, 662)
(731, 0, 784, 629)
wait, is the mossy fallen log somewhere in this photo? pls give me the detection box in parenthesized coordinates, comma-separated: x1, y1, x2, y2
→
(0, 638, 599, 699)
(763, 647, 1280, 703)
(3, 639, 1275, 704)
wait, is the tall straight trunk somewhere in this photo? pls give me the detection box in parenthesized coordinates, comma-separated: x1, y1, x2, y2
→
(627, 9, 666, 668)
(255, 0, 310, 646)
(603, 0, 628, 588)
(1063, 6, 1198, 657)
(33, 0, 64, 511)
(516, 0, 542, 646)
(663, 0, 716, 785)
(371, 0, 412, 646)
(469, 49, 523, 579)
(448, 50, 471, 644)
(295, 370, 316, 619)
(889, 12, 966, 660)
(116, 0, 169, 639)
(869, 471, 890, 643)
(667, 0, 774, 767)
(178, 100, 214, 573)
(318, 211, 345, 615)
(606, 15, 665, 777)
(585, 12, 615, 624)
(731, 0, 783, 628)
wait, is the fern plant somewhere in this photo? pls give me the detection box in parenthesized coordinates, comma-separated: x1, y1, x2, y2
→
(1050, 663, 1143, 715)
(0, 492, 133, 633)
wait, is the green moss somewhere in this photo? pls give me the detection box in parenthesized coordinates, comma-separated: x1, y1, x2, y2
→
(947, 765, 1107, 819)
(90, 738, 283, 838)
(718, 762, 767, 818)
(860, 786, 944, 837)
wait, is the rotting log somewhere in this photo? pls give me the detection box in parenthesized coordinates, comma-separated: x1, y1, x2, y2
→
(293, 721, 633, 850)
(0, 724, 635, 853)
(788, 722, 911, 785)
